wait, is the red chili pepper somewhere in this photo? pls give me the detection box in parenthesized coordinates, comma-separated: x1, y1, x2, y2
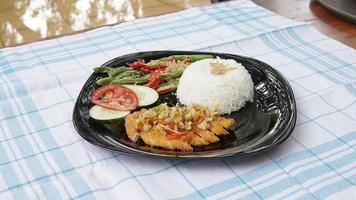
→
(129, 59, 167, 73)
(147, 72, 162, 89)
(129, 59, 146, 70)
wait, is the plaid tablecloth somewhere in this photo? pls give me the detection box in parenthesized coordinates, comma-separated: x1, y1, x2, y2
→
(0, 0, 355, 199)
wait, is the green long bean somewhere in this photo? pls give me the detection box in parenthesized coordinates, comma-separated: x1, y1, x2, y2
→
(93, 55, 212, 88)
(108, 67, 129, 77)
(160, 68, 184, 80)
(94, 66, 129, 78)
(114, 70, 144, 79)
(96, 77, 114, 86)
(111, 78, 148, 85)
(93, 66, 113, 74)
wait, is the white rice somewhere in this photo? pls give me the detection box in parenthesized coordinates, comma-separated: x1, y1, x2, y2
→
(176, 58, 254, 114)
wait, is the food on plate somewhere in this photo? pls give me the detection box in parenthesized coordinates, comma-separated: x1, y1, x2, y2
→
(90, 84, 138, 111)
(122, 85, 159, 107)
(89, 84, 159, 122)
(89, 105, 130, 124)
(177, 58, 254, 114)
(93, 54, 213, 94)
(124, 104, 235, 151)
(88, 54, 256, 152)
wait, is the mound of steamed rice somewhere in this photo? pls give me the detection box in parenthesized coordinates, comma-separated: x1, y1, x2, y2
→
(176, 58, 254, 114)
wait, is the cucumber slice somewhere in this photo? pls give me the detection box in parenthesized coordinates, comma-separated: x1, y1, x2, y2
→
(123, 85, 159, 107)
(89, 105, 130, 124)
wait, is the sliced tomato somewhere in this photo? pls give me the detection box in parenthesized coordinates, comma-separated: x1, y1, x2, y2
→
(90, 84, 138, 111)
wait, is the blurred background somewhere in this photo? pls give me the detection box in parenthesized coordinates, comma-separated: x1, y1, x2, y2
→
(0, 0, 355, 48)
(0, 0, 212, 48)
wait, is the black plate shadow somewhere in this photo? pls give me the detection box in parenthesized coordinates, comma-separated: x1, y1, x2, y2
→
(73, 51, 297, 158)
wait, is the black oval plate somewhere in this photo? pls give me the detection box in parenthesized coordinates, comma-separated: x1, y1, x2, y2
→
(73, 51, 297, 158)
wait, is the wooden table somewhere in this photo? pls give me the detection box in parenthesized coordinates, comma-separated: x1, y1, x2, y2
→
(252, 0, 356, 48)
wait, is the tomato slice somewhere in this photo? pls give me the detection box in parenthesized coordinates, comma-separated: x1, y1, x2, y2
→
(90, 84, 138, 111)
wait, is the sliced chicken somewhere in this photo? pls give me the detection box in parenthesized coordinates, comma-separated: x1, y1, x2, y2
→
(189, 133, 209, 146)
(124, 104, 235, 151)
(141, 130, 193, 151)
(195, 129, 220, 143)
(124, 111, 140, 142)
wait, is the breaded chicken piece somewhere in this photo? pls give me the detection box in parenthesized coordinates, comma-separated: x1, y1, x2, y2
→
(217, 117, 235, 129)
(141, 130, 193, 151)
(196, 129, 220, 143)
(124, 104, 235, 151)
(189, 133, 209, 146)
(124, 111, 141, 142)
(209, 122, 228, 136)
(209, 117, 235, 136)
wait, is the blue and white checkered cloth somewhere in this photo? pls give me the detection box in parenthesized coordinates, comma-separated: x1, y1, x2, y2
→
(0, 0, 355, 199)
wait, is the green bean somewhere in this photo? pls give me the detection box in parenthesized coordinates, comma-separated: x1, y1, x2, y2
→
(168, 79, 179, 89)
(93, 66, 129, 78)
(160, 69, 184, 80)
(114, 70, 142, 79)
(156, 79, 179, 93)
(111, 78, 148, 85)
(108, 67, 129, 77)
(146, 59, 168, 66)
(170, 83, 178, 90)
(93, 66, 113, 74)
(167, 54, 213, 62)
(96, 77, 114, 86)
(158, 78, 178, 87)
